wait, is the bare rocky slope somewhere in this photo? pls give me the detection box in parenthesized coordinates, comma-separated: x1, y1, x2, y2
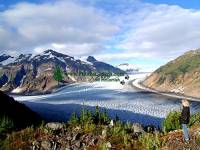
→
(0, 50, 124, 95)
(143, 48, 200, 98)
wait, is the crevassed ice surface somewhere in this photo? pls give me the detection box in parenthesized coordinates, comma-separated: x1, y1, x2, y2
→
(14, 74, 200, 128)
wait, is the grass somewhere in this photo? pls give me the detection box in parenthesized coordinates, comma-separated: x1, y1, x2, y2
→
(155, 50, 200, 82)
(196, 137, 200, 144)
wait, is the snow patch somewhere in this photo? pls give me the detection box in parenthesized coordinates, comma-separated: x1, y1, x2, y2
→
(68, 75, 76, 82)
(12, 87, 23, 93)
(78, 56, 93, 65)
(117, 63, 139, 74)
(1, 57, 15, 65)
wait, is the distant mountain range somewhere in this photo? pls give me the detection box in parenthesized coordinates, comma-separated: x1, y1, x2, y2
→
(0, 49, 124, 94)
(117, 63, 139, 74)
(143, 48, 200, 98)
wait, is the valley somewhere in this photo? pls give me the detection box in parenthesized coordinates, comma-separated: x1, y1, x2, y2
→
(13, 74, 200, 127)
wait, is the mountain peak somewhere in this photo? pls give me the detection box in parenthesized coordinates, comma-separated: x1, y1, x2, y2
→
(14, 54, 32, 63)
(87, 56, 97, 63)
(43, 49, 55, 54)
(41, 49, 72, 59)
(1, 54, 11, 57)
(0, 54, 14, 64)
(117, 63, 139, 74)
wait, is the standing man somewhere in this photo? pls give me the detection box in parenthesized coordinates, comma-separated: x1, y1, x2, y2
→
(180, 99, 190, 141)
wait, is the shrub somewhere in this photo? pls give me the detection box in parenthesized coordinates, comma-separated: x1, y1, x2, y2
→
(93, 106, 110, 125)
(68, 112, 79, 126)
(139, 132, 164, 150)
(0, 117, 14, 136)
(80, 109, 93, 125)
(163, 111, 181, 133)
(68, 107, 110, 133)
(196, 137, 200, 144)
(189, 111, 200, 126)
(0, 127, 35, 150)
(163, 110, 200, 133)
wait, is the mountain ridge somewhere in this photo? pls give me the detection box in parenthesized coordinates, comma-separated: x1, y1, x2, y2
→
(117, 63, 139, 74)
(0, 49, 125, 94)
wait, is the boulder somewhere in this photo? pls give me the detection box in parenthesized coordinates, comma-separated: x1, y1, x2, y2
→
(72, 133, 81, 141)
(106, 142, 112, 149)
(46, 122, 65, 131)
(41, 140, 51, 150)
(109, 120, 114, 127)
(102, 129, 107, 139)
(132, 123, 144, 133)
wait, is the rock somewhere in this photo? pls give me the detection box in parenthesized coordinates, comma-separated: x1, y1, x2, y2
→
(102, 129, 107, 139)
(89, 138, 98, 146)
(60, 143, 71, 150)
(145, 125, 155, 133)
(72, 133, 81, 141)
(74, 141, 81, 148)
(32, 141, 40, 150)
(82, 133, 93, 145)
(74, 126, 81, 132)
(193, 130, 200, 136)
(41, 141, 51, 150)
(52, 141, 60, 150)
(44, 128, 49, 134)
(46, 122, 65, 131)
(71, 141, 81, 150)
(106, 142, 112, 149)
(109, 120, 114, 127)
(132, 123, 144, 133)
(66, 133, 73, 141)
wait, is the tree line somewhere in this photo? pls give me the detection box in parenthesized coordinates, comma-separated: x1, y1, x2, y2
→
(54, 66, 123, 84)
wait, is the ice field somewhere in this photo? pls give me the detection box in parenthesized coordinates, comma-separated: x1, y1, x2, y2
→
(14, 73, 200, 128)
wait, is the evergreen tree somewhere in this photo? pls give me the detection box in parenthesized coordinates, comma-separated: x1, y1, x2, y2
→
(54, 66, 63, 85)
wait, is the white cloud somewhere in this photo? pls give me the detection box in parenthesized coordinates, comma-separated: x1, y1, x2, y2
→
(34, 42, 104, 56)
(0, 0, 118, 56)
(1, 0, 200, 72)
(117, 4, 200, 60)
(96, 52, 154, 62)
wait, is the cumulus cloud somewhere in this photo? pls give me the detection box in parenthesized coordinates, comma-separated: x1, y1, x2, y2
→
(0, 0, 118, 56)
(34, 43, 104, 56)
(96, 52, 154, 62)
(1, 0, 200, 71)
(117, 4, 200, 60)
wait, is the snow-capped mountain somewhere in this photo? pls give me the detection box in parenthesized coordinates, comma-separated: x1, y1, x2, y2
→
(0, 50, 124, 94)
(117, 63, 139, 74)
(0, 54, 15, 66)
(86, 56, 124, 73)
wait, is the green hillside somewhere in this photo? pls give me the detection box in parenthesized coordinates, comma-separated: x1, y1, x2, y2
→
(156, 49, 200, 82)
(144, 48, 200, 98)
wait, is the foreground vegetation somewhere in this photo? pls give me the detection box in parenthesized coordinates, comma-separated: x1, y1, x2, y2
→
(1, 106, 200, 150)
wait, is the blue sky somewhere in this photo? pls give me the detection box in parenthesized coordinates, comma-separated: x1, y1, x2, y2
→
(1, 0, 200, 71)
(144, 0, 200, 9)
